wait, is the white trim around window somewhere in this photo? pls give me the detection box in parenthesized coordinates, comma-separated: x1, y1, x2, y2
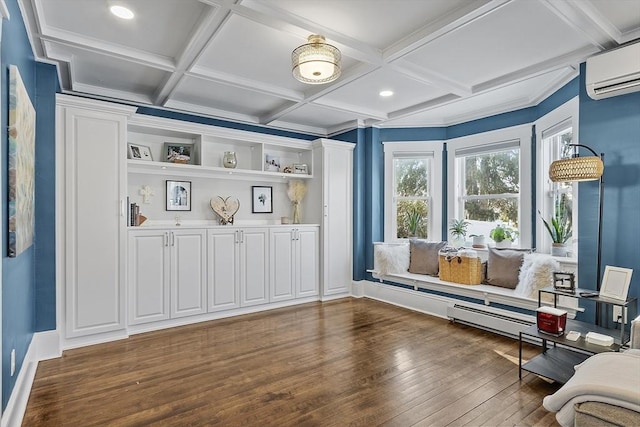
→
(446, 124, 532, 248)
(383, 141, 444, 242)
(535, 97, 579, 257)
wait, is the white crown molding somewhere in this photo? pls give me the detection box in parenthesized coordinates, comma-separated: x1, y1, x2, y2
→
(70, 83, 154, 106)
(163, 99, 260, 125)
(1, 0, 9, 19)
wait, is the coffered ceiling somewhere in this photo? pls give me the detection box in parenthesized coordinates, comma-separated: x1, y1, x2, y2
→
(19, 0, 640, 136)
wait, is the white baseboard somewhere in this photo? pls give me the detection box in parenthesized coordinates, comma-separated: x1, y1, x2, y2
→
(1, 335, 38, 427)
(359, 280, 452, 319)
(33, 330, 62, 361)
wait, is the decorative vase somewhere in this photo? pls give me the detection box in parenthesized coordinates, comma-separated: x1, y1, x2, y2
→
(551, 243, 567, 257)
(472, 235, 486, 248)
(223, 151, 237, 168)
(292, 201, 301, 224)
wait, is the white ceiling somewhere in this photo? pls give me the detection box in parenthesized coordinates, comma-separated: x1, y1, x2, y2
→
(19, 0, 640, 136)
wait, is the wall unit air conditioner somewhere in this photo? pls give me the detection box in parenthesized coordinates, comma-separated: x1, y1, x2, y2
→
(586, 41, 640, 100)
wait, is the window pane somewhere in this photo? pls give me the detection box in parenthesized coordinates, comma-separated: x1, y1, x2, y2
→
(396, 199, 429, 239)
(394, 158, 429, 197)
(464, 198, 518, 225)
(464, 150, 519, 196)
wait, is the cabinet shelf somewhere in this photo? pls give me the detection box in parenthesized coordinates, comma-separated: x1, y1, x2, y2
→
(127, 159, 313, 182)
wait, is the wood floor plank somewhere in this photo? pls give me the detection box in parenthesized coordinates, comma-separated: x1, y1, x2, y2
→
(23, 298, 561, 426)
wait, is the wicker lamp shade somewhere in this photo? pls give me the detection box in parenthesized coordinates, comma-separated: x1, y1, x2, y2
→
(549, 156, 604, 182)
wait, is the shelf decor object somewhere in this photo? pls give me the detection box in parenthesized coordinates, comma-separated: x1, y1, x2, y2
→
(166, 180, 191, 211)
(549, 143, 605, 324)
(210, 196, 239, 225)
(287, 180, 307, 224)
(163, 142, 194, 164)
(223, 151, 237, 168)
(252, 186, 273, 214)
(128, 143, 153, 161)
(292, 34, 341, 84)
(599, 266, 633, 301)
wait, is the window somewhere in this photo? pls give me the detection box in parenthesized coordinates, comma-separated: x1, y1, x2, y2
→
(447, 125, 532, 247)
(537, 99, 578, 258)
(384, 142, 443, 242)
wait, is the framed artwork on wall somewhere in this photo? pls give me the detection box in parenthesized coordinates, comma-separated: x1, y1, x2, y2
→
(166, 180, 191, 211)
(252, 186, 273, 213)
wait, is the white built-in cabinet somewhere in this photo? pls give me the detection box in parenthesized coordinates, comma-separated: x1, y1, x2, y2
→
(207, 227, 269, 311)
(128, 229, 207, 325)
(309, 140, 354, 297)
(57, 95, 354, 347)
(270, 226, 319, 302)
(56, 95, 136, 339)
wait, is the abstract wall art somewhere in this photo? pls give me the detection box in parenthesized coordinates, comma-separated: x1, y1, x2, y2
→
(8, 64, 36, 257)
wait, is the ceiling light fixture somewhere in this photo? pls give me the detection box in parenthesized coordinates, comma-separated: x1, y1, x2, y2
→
(292, 35, 341, 85)
(379, 90, 394, 97)
(110, 5, 134, 20)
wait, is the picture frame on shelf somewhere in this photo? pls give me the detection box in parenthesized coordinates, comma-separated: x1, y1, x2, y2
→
(166, 180, 191, 211)
(599, 266, 633, 301)
(128, 143, 153, 161)
(163, 142, 194, 164)
(252, 186, 273, 213)
(265, 154, 280, 172)
(293, 163, 308, 174)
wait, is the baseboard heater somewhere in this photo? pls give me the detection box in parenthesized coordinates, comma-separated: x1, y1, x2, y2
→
(447, 303, 534, 338)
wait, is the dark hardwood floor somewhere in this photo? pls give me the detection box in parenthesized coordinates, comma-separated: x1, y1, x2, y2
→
(23, 298, 561, 426)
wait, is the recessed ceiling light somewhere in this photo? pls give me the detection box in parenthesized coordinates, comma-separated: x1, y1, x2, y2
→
(379, 90, 394, 97)
(110, 5, 134, 20)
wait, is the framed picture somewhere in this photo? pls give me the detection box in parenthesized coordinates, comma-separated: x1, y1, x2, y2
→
(252, 186, 273, 213)
(163, 142, 194, 164)
(265, 155, 280, 172)
(599, 266, 633, 301)
(128, 143, 153, 161)
(293, 163, 308, 174)
(166, 180, 191, 211)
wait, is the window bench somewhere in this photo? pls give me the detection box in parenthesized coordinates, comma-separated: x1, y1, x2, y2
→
(369, 242, 580, 316)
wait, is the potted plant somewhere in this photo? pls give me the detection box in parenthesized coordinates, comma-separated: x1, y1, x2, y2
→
(449, 219, 469, 246)
(539, 200, 573, 256)
(489, 225, 518, 248)
(470, 234, 485, 248)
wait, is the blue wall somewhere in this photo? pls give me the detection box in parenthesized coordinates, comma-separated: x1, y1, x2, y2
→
(578, 63, 640, 323)
(1, 0, 57, 409)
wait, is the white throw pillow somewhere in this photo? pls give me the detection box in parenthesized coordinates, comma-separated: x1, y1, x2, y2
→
(515, 253, 559, 298)
(374, 244, 410, 276)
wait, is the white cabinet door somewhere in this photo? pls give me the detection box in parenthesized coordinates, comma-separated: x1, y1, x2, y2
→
(314, 140, 354, 297)
(270, 228, 295, 302)
(128, 231, 170, 325)
(240, 228, 269, 307)
(171, 229, 207, 318)
(296, 227, 319, 298)
(59, 100, 133, 338)
(208, 229, 240, 312)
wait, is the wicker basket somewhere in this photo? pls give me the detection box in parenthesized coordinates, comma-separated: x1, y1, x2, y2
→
(438, 254, 482, 285)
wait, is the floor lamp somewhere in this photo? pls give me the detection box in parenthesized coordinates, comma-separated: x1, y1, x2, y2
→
(549, 144, 605, 325)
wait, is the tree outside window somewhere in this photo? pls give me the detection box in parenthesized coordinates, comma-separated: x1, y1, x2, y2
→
(394, 157, 430, 239)
(457, 148, 520, 241)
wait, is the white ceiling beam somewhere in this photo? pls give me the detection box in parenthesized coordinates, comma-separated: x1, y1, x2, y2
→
(386, 94, 461, 122)
(188, 66, 304, 101)
(383, 0, 507, 61)
(388, 60, 472, 97)
(539, 0, 618, 51)
(230, 1, 384, 65)
(153, 3, 230, 105)
(471, 46, 595, 94)
(70, 83, 153, 105)
(165, 99, 260, 124)
(38, 27, 176, 71)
